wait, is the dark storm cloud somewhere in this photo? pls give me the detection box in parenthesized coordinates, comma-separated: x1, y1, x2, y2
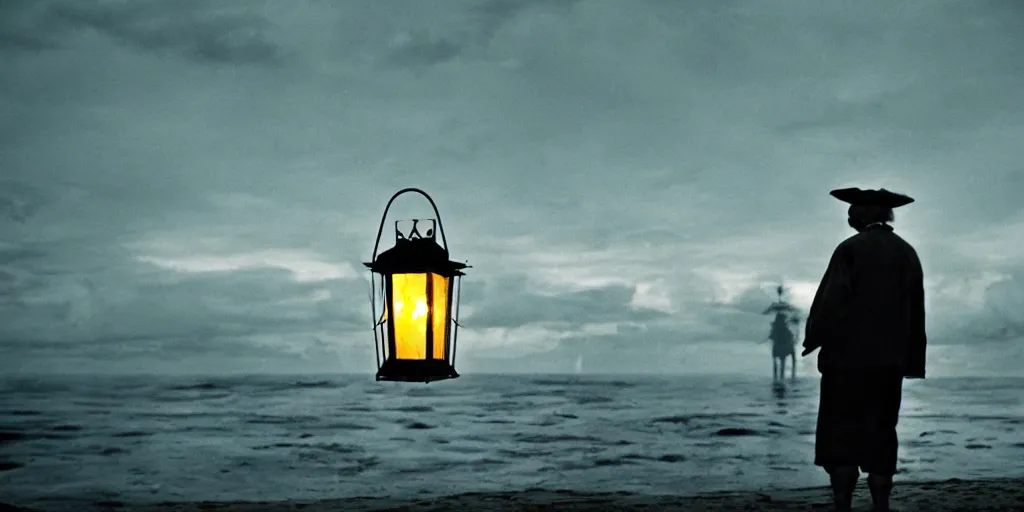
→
(387, 33, 463, 67)
(0, 30, 58, 53)
(383, 0, 580, 67)
(2, 0, 1023, 374)
(0, 180, 45, 223)
(0, 0, 282, 65)
(0, 245, 46, 270)
(1, 251, 366, 360)
(471, 0, 580, 35)
(0, 0, 59, 52)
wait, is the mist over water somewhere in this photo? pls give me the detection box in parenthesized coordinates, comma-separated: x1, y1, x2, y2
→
(1, 373, 1021, 512)
(8, 339, 1022, 377)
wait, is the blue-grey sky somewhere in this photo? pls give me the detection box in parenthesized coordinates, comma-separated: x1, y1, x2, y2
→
(2, 0, 1023, 376)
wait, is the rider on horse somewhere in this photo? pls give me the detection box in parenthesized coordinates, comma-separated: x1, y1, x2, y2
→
(764, 284, 800, 381)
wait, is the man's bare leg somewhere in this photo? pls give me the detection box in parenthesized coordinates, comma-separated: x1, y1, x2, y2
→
(867, 473, 893, 512)
(828, 465, 859, 512)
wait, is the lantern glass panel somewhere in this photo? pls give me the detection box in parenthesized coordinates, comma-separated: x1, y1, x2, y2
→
(389, 272, 450, 360)
(430, 273, 450, 359)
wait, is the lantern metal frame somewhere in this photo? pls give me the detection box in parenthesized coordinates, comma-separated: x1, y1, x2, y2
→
(364, 188, 468, 383)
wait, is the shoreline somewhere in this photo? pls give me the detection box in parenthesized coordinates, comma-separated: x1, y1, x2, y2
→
(5, 477, 1022, 511)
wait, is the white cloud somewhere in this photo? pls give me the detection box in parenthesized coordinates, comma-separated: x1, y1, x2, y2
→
(136, 250, 358, 282)
(692, 267, 762, 304)
(630, 279, 673, 313)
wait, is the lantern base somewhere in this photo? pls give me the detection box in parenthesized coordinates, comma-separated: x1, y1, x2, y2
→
(376, 359, 460, 383)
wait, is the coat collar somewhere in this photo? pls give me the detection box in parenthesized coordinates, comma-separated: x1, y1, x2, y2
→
(864, 222, 894, 232)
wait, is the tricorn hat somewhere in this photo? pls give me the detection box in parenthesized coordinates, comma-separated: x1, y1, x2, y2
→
(829, 187, 914, 208)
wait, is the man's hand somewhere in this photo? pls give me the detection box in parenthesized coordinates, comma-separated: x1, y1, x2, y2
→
(801, 342, 819, 356)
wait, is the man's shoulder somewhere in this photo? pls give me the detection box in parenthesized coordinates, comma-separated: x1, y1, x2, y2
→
(841, 228, 914, 247)
(882, 230, 920, 256)
(834, 232, 866, 253)
(837, 229, 920, 261)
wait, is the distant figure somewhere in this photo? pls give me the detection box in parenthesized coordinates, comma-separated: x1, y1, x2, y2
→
(763, 284, 800, 382)
(802, 187, 927, 512)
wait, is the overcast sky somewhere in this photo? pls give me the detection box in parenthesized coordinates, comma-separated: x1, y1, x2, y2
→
(2, 0, 1023, 377)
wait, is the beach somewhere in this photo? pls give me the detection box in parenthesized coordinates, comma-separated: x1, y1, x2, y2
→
(5, 477, 1023, 511)
(2, 374, 1022, 511)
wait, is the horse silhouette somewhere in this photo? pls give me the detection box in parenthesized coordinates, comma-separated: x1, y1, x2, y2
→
(763, 284, 800, 382)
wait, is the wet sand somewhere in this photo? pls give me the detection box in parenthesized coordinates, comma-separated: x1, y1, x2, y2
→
(5, 477, 1022, 511)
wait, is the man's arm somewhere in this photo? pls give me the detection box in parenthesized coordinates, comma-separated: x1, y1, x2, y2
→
(802, 244, 854, 356)
(904, 251, 927, 378)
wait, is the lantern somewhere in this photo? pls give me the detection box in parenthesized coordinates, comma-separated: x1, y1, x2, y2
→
(364, 188, 469, 383)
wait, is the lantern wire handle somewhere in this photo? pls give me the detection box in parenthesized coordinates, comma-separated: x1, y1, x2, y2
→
(371, 188, 450, 262)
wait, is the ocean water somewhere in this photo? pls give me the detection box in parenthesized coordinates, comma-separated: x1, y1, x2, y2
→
(1, 373, 1022, 511)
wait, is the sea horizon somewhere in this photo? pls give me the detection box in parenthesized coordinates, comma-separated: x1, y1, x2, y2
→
(4, 371, 1023, 380)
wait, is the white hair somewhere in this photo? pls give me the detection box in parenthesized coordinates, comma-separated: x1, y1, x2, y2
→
(848, 204, 894, 224)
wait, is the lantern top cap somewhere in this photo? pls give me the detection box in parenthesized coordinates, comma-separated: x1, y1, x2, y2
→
(367, 188, 468, 276)
(364, 236, 468, 276)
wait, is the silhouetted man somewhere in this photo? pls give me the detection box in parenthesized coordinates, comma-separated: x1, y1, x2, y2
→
(802, 187, 927, 512)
